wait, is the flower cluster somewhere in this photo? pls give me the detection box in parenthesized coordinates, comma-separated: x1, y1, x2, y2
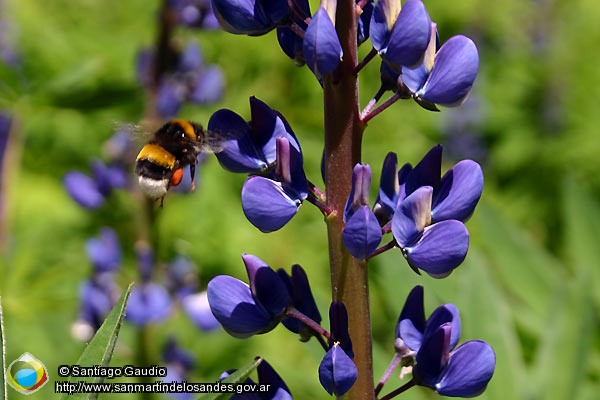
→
(370, 145, 484, 277)
(387, 285, 496, 397)
(136, 40, 224, 118)
(207, 255, 360, 397)
(210, 0, 478, 110)
(208, 97, 308, 232)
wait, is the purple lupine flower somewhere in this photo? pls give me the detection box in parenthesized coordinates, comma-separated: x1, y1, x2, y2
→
(127, 283, 173, 326)
(392, 186, 469, 277)
(303, 7, 343, 80)
(72, 272, 120, 340)
(277, 264, 322, 341)
(342, 164, 382, 261)
(181, 290, 221, 331)
(222, 358, 293, 400)
(211, 0, 290, 35)
(277, 0, 310, 65)
(241, 137, 308, 232)
(156, 80, 187, 118)
(188, 66, 225, 105)
(209, 96, 302, 173)
(395, 286, 460, 354)
(64, 160, 127, 209)
(403, 145, 484, 223)
(394, 285, 496, 396)
(413, 324, 495, 397)
(370, 0, 431, 67)
(403, 24, 479, 107)
(163, 256, 221, 330)
(169, 0, 220, 30)
(207, 254, 291, 338)
(85, 227, 122, 273)
(318, 302, 357, 396)
(373, 146, 482, 276)
(126, 243, 173, 326)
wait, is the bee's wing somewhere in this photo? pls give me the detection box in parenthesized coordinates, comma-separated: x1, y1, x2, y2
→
(202, 128, 246, 154)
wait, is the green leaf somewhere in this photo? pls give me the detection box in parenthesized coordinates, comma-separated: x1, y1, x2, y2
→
(197, 357, 263, 400)
(561, 178, 600, 304)
(470, 203, 565, 332)
(529, 273, 595, 399)
(458, 250, 526, 400)
(58, 282, 133, 400)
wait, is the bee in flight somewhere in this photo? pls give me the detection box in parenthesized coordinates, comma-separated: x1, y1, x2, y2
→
(135, 119, 207, 206)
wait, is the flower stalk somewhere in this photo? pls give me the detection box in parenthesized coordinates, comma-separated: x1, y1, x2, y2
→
(323, 0, 373, 398)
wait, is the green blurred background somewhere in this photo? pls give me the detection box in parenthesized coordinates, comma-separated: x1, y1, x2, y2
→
(1, 0, 599, 399)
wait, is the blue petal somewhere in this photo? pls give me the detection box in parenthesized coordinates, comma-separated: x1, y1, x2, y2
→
(85, 227, 121, 272)
(369, 0, 401, 51)
(209, 109, 266, 172)
(414, 323, 451, 387)
(437, 340, 496, 397)
(303, 7, 343, 80)
(424, 304, 461, 351)
(64, 171, 105, 209)
(211, 0, 289, 35)
(189, 66, 224, 104)
(178, 41, 204, 72)
(405, 220, 469, 277)
(373, 152, 399, 224)
(180, 291, 221, 331)
(242, 176, 301, 232)
(342, 206, 382, 261)
(396, 285, 426, 351)
(385, 0, 431, 67)
(126, 283, 172, 326)
(391, 186, 433, 247)
(418, 35, 479, 106)
(432, 160, 483, 222)
(156, 81, 185, 118)
(256, 360, 293, 400)
(318, 343, 358, 396)
(404, 144, 442, 196)
(252, 263, 291, 317)
(344, 164, 372, 221)
(207, 275, 276, 338)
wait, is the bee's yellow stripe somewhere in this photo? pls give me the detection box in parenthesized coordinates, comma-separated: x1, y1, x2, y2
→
(171, 119, 197, 140)
(136, 144, 176, 169)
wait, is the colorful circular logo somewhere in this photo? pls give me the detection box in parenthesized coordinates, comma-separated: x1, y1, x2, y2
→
(6, 352, 49, 395)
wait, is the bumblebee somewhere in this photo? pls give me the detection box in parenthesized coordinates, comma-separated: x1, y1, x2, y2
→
(135, 119, 205, 205)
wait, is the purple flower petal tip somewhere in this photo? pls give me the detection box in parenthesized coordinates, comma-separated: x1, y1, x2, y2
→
(64, 171, 105, 209)
(242, 176, 301, 232)
(405, 220, 469, 277)
(419, 35, 479, 106)
(303, 8, 343, 80)
(342, 206, 382, 261)
(318, 343, 358, 396)
(432, 159, 483, 222)
(126, 283, 172, 326)
(207, 275, 276, 338)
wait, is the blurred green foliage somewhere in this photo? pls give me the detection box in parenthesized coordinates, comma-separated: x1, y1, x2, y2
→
(1, 0, 599, 399)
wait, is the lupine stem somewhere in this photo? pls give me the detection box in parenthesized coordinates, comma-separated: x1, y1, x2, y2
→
(378, 379, 416, 400)
(324, 1, 374, 398)
(286, 306, 331, 341)
(374, 353, 402, 396)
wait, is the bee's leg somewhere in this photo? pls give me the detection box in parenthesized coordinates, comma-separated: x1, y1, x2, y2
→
(160, 195, 165, 207)
(190, 163, 196, 191)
